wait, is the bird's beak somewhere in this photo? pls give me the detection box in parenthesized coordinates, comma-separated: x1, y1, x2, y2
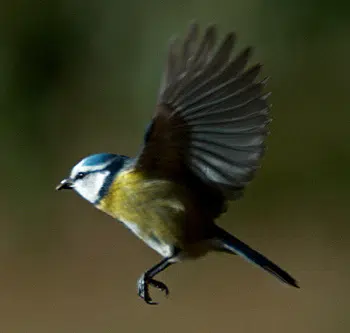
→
(56, 179, 74, 191)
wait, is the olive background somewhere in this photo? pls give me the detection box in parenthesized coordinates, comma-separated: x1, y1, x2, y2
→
(1, 0, 349, 332)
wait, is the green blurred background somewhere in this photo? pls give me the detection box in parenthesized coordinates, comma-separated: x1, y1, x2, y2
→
(1, 0, 350, 332)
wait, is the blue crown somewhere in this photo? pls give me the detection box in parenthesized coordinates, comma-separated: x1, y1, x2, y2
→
(81, 153, 118, 167)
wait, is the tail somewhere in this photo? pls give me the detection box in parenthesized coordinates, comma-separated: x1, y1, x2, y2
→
(213, 226, 299, 288)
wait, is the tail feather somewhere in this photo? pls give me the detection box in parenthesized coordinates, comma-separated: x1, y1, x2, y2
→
(214, 226, 299, 288)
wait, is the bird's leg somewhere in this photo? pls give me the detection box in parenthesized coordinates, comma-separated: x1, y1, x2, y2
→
(137, 256, 174, 305)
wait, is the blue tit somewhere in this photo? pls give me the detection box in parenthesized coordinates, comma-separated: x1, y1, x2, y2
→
(56, 22, 299, 305)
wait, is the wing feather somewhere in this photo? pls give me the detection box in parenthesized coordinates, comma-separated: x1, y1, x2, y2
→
(135, 22, 270, 204)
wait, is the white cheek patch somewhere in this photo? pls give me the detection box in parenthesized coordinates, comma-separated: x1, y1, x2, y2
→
(74, 171, 110, 203)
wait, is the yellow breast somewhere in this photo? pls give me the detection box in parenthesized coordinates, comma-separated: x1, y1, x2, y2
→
(97, 168, 188, 254)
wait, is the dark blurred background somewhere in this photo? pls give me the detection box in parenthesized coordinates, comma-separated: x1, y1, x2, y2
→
(1, 0, 349, 332)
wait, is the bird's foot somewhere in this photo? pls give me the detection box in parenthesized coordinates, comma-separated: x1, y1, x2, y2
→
(137, 274, 169, 305)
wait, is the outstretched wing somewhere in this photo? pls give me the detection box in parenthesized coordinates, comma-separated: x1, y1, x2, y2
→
(135, 22, 270, 201)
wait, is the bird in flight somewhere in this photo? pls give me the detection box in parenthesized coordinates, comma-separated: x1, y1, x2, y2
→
(57, 22, 299, 305)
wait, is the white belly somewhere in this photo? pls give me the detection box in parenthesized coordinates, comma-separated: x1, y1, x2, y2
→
(119, 218, 174, 258)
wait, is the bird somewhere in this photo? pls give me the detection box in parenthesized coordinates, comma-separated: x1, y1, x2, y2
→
(56, 22, 299, 305)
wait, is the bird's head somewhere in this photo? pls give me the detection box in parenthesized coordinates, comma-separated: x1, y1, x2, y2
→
(56, 153, 129, 204)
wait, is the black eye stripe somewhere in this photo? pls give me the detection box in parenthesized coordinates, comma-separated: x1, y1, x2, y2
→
(75, 172, 87, 180)
(74, 168, 110, 181)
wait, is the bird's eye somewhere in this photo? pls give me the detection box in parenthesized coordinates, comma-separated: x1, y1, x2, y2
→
(75, 172, 86, 180)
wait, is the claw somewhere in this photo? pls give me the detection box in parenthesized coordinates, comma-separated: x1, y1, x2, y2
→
(151, 279, 169, 296)
(137, 274, 170, 304)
